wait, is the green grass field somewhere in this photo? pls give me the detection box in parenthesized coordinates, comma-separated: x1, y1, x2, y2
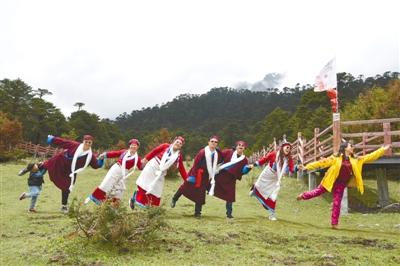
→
(1, 160, 399, 265)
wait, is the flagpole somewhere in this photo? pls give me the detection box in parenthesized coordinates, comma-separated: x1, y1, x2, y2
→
(313, 56, 340, 153)
(314, 56, 347, 214)
(334, 56, 348, 215)
(332, 55, 340, 154)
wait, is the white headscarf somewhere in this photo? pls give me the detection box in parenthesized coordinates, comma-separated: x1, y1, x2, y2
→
(205, 146, 219, 197)
(217, 150, 245, 173)
(147, 145, 180, 195)
(275, 151, 287, 187)
(121, 150, 138, 181)
(69, 144, 92, 192)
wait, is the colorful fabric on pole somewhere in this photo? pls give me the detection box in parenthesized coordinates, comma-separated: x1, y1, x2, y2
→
(313, 57, 337, 92)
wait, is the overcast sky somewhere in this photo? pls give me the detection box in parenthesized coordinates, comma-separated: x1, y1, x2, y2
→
(1, 0, 399, 120)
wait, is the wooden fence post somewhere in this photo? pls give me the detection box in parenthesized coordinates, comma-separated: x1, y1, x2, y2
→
(29, 142, 33, 154)
(332, 112, 348, 213)
(313, 128, 319, 162)
(362, 132, 367, 156)
(376, 167, 390, 207)
(308, 172, 317, 190)
(383, 122, 392, 155)
(297, 132, 304, 181)
(333, 113, 341, 154)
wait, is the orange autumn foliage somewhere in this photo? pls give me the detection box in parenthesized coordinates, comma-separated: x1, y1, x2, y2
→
(0, 111, 23, 156)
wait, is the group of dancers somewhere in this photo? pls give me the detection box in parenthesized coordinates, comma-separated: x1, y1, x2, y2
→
(18, 134, 389, 229)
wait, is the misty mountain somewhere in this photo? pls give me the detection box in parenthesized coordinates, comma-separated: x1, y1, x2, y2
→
(235, 72, 285, 91)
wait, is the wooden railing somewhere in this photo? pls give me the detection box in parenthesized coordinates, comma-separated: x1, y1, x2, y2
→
(250, 118, 400, 164)
(249, 117, 400, 210)
(16, 142, 104, 158)
(16, 118, 400, 163)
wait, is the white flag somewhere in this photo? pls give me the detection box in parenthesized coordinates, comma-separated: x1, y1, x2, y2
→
(313, 57, 337, 92)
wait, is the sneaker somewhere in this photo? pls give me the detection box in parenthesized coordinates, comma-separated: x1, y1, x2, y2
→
(269, 213, 277, 221)
(61, 206, 68, 214)
(129, 198, 135, 210)
(331, 224, 342, 230)
(19, 192, 27, 200)
(84, 197, 91, 204)
(226, 214, 236, 220)
(296, 194, 303, 201)
(170, 199, 176, 208)
(18, 169, 28, 176)
(28, 208, 36, 213)
(194, 213, 202, 218)
(249, 190, 254, 196)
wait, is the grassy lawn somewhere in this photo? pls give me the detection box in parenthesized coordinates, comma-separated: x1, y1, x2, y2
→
(1, 160, 399, 265)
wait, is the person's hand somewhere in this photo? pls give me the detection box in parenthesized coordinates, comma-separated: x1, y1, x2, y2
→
(297, 165, 306, 170)
(383, 144, 391, 150)
(246, 164, 254, 169)
(99, 154, 104, 160)
(141, 158, 148, 165)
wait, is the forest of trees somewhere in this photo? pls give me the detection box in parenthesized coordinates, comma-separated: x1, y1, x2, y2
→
(1, 71, 399, 161)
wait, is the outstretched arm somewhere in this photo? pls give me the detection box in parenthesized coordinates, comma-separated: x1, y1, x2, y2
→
(359, 145, 390, 164)
(47, 136, 81, 149)
(299, 155, 335, 171)
(178, 154, 188, 181)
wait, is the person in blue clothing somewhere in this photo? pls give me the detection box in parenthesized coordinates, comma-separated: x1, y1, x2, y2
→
(18, 162, 47, 212)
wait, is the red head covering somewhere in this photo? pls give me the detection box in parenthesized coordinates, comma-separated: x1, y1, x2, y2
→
(236, 141, 246, 147)
(129, 139, 140, 146)
(83, 135, 94, 140)
(280, 141, 292, 148)
(173, 136, 185, 145)
(209, 135, 219, 142)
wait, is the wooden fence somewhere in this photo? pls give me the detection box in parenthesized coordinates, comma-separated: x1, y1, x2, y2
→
(250, 117, 400, 164)
(16, 142, 104, 159)
(249, 117, 400, 210)
(15, 118, 400, 163)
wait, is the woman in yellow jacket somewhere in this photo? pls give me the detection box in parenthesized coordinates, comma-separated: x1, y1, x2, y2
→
(297, 142, 390, 230)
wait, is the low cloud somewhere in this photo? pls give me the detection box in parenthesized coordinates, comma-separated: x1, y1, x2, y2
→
(234, 72, 285, 91)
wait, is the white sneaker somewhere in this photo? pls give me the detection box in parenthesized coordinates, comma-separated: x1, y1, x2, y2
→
(61, 206, 68, 214)
(84, 197, 91, 204)
(249, 190, 253, 196)
(269, 213, 277, 221)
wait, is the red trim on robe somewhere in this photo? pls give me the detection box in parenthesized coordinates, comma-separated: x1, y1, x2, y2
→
(254, 187, 276, 211)
(196, 169, 203, 188)
(92, 187, 106, 201)
(136, 186, 161, 207)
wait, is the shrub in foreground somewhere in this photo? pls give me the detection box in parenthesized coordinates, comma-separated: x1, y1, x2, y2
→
(67, 198, 169, 249)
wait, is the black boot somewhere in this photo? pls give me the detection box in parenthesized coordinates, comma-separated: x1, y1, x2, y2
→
(171, 191, 182, 208)
(226, 202, 235, 219)
(194, 203, 202, 218)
